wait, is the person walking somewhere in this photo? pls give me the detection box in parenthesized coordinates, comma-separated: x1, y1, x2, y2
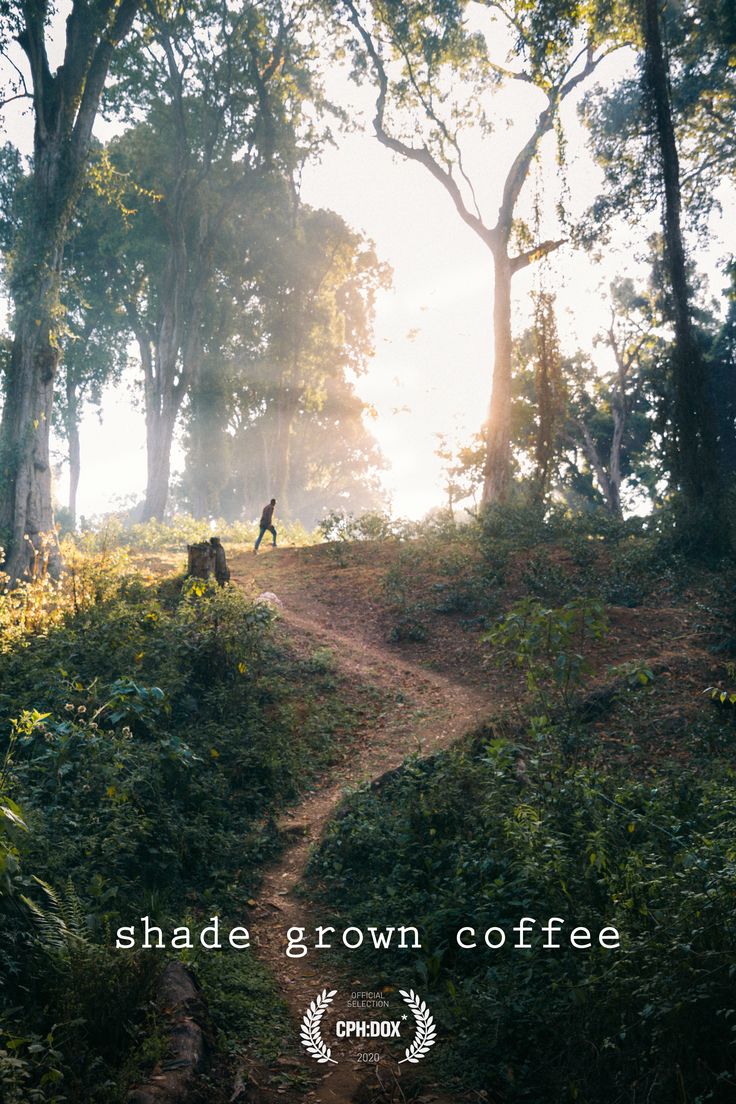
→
(254, 498, 277, 552)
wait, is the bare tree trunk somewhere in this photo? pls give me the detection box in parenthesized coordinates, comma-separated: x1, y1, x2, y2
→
(641, 0, 723, 541)
(607, 404, 625, 517)
(342, 4, 607, 513)
(271, 394, 295, 515)
(0, 290, 61, 579)
(483, 252, 513, 503)
(139, 210, 212, 520)
(134, 257, 201, 522)
(578, 421, 620, 516)
(144, 405, 178, 522)
(67, 384, 82, 528)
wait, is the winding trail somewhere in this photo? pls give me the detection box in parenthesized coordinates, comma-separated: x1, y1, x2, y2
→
(229, 549, 493, 1103)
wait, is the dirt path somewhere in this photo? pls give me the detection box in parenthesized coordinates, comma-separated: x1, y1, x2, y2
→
(229, 550, 493, 1103)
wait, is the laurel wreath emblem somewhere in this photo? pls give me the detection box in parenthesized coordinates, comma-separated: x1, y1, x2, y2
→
(398, 989, 437, 1064)
(300, 989, 338, 1064)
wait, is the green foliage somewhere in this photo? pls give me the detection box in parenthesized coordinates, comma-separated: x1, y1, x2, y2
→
(308, 744, 736, 1103)
(485, 595, 608, 716)
(0, 726, 27, 895)
(432, 546, 503, 625)
(704, 659, 736, 708)
(383, 554, 430, 642)
(318, 509, 396, 542)
(480, 497, 568, 545)
(72, 513, 315, 552)
(187, 947, 292, 1064)
(609, 660, 655, 688)
(0, 553, 365, 1101)
(0, 1026, 66, 1104)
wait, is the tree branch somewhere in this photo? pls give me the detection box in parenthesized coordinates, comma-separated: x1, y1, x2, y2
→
(0, 91, 33, 108)
(17, 2, 53, 140)
(342, 0, 495, 249)
(510, 237, 565, 274)
(71, 0, 141, 165)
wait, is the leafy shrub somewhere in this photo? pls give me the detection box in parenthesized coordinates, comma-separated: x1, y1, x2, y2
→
(383, 555, 429, 642)
(318, 509, 396, 542)
(308, 746, 736, 1103)
(519, 549, 577, 602)
(479, 497, 569, 545)
(485, 596, 608, 717)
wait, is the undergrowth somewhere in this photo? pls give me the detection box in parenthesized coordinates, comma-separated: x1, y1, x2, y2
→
(0, 553, 365, 1102)
(308, 739, 736, 1103)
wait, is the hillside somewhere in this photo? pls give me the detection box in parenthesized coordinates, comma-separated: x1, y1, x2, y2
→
(2, 520, 735, 1104)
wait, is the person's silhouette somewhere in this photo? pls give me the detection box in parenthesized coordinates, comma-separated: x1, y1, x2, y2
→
(254, 498, 277, 552)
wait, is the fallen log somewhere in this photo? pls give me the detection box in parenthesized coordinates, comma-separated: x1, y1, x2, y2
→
(127, 962, 210, 1104)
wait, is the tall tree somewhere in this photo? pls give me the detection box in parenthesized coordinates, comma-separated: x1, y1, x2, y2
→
(339, 0, 617, 504)
(711, 262, 736, 480)
(582, 0, 735, 540)
(509, 280, 658, 514)
(0, 0, 141, 581)
(639, 0, 724, 543)
(103, 0, 322, 519)
(55, 167, 132, 525)
(181, 199, 390, 522)
(568, 278, 658, 516)
(530, 292, 564, 503)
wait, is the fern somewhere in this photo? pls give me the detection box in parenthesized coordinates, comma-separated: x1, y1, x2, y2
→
(20, 877, 92, 956)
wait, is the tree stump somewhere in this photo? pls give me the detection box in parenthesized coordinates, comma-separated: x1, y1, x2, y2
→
(210, 536, 230, 585)
(186, 538, 229, 586)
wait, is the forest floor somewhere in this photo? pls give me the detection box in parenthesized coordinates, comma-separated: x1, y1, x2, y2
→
(204, 539, 726, 1104)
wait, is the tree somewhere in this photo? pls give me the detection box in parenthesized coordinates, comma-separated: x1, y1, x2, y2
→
(179, 199, 390, 524)
(509, 280, 658, 514)
(100, 0, 324, 520)
(54, 168, 132, 525)
(0, 0, 141, 581)
(711, 262, 736, 480)
(435, 431, 485, 517)
(338, 0, 617, 504)
(639, 0, 724, 543)
(530, 292, 564, 504)
(567, 278, 658, 516)
(581, 0, 734, 543)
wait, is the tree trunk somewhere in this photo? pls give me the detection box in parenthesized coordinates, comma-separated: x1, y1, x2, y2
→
(66, 377, 81, 528)
(186, 538, 229, 585)
(578, 421, 620, 516)
(139, 224, 210, 520)
(136, 285, 190, 522)
(0, 150, 69, 581)
(0, 295, 61, 580)
(271, 393, 295, 516)
(607, 404, 625, 518)
(0, 0, 140, 581)
(144, 404, 178, 522)
(641, 0, 723, 538)
(482, 251, 513, 504)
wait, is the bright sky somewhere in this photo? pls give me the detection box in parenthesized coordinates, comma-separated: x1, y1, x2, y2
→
(0, 8, 732, 523)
